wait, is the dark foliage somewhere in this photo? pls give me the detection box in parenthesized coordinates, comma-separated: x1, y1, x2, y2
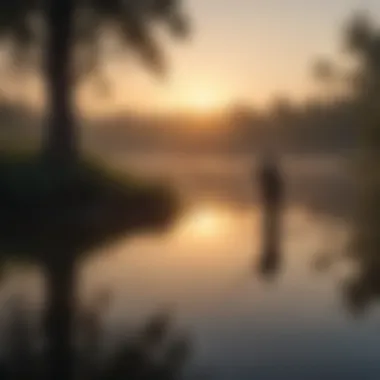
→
(0, 0, 189, 77)
(0, 152, 179, 260)
(313, 13, 380, 315)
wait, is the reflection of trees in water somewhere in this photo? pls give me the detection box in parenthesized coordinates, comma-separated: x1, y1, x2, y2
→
(344, 165, 380, 315)
(0, 292, 190, 380)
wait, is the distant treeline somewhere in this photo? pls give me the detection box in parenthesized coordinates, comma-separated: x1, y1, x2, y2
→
(85, 96, 361, 156)
(0, 96, 359, 156)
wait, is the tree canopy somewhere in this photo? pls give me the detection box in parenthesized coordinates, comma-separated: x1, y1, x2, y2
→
(0, 0, 189, 80)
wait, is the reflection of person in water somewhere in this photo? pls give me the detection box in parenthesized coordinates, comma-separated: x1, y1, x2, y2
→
(256, 153, 284, 278)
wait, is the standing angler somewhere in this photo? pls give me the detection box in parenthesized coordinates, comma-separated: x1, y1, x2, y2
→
(256, 152, 285, 278)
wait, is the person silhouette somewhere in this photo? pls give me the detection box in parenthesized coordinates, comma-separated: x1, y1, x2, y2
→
(256, 153, 284, 278)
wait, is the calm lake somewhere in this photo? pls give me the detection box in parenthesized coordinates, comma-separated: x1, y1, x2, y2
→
(3, 154, 380, 380)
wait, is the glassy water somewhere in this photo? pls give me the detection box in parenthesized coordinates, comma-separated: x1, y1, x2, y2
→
(3, 154, 380, 379)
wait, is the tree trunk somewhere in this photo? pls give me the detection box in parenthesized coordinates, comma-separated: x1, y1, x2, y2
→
(43, 2, 79, 379)
(43, 1, 77, 379)
(44, 0, 77, 165)
(44, 254, 77, 380)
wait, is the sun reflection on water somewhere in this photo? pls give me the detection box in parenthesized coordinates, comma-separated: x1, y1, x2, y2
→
(172, 202, 252, 242)
(181, 207, 226, 236)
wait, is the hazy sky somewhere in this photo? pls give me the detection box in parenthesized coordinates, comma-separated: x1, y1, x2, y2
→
(7, 0, 380, 115)
(101, 0, 380, 114)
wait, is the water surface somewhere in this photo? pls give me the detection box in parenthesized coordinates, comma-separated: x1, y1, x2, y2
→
(4, 155, 380, 379)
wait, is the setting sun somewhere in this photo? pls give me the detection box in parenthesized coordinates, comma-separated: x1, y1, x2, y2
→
(163, 84, 232, 114)
(186, 90, 225, 112)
